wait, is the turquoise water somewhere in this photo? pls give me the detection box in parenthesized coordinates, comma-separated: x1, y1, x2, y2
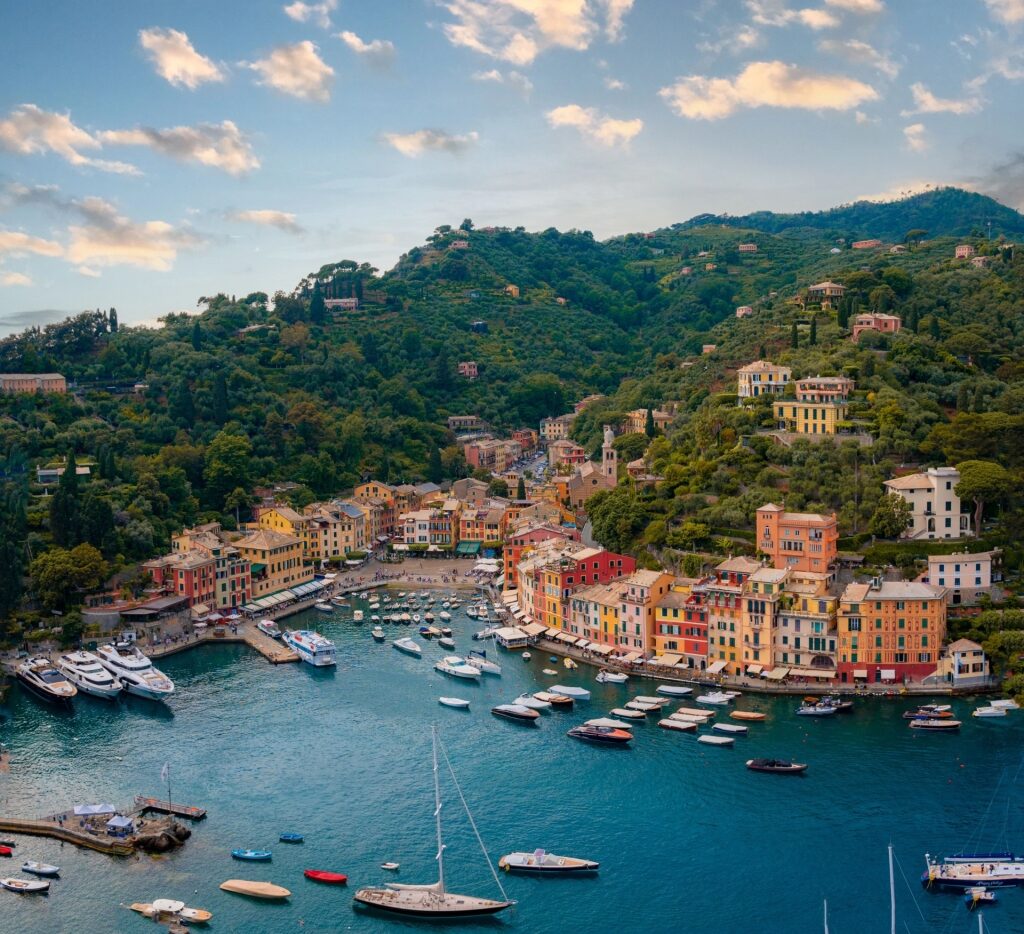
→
(1, 590, 1021, 934)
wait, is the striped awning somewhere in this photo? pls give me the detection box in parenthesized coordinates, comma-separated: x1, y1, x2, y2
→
(706, 659, 728, 674)
(764, 667, 790, 681)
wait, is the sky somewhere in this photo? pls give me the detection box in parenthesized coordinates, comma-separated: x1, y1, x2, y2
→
(1, 0, 1022, 333)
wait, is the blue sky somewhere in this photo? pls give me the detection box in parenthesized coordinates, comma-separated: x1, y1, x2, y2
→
(1, 0, 1022, 332)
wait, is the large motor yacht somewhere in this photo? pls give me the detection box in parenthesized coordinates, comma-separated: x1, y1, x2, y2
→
(57, 651, 124, 699)
(95, 642, 175, 700)
(15, 656, 78, 706)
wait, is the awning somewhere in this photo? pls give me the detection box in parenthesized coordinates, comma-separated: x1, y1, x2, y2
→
(746, 664, 764, 675)
(392, 544, 409, 551)
(853, 669, 869, 679)
(428, 545, 441, 552)
(513, 610, 526, 619)
(501, 591, 518, 605)
(764, 666, 790, 681)
(105, 815, 134, 829)
(250, 563, 266, 574)
(881, 668, 897, 680)
(74, 803, 116, 816)
(788, 666, 835, 679)
(656, 653, 682, 667)
(190, 603, 210, 618)
(707, 659, 728, 674)
(545, 627, 562, 637)
(621, 651, 642, 663)
(455, 541, 481, 555)
(555, 632, 578, 644)
(522, 622, 546, 637)
(591, 644, 614, 656)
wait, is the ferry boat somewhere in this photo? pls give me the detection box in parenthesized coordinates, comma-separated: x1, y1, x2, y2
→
(257, 619, 282, 639)
(15, 656, 78, 706)
(95, 643, 175, 700)
(283, 630, 337, 667)
(57, 651, 123, 699)
(923, 854, 1024, 890)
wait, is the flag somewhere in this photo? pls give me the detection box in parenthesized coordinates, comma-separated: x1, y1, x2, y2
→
(160, 762, 169, 783)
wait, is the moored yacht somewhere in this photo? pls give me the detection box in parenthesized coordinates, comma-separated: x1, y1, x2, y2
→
(435, 656, 481, 680)
(96, 643, 174, 700)
(465, 650, 501, 675)
(16, 656, 78, 706)
(283, 630, 337, 667)
(257, 618, 282, 639)
(57, 651, 123, 699)
(923, 854, 1024, 890)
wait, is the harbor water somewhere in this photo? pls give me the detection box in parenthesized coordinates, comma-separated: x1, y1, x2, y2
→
(1, 592, 1021, 933)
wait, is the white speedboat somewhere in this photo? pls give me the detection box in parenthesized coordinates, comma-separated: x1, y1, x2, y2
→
(696, 692, 733, 706)
(314, 601, 333, 613)
(57, 651, 123, 699)
(796, 704, 837, 717)
(15, 656, 78, 706)
(372, 626, 386, 642)
(439, 611, 452, 621)
(330, 596, 349, 608)
(990, 699, 1020, 710)
(514, 693, 550, 710)
(438, 637, 456, 649)
(697, 734, 734, 747)
(439, 696, 470, 709)
(283, 630, 337, 667)
(595, 669, 628, 684)
(352, 610, 365, 622)
(95, 643, 174, 701)
(21, 861, 60, 876)
(973, 706, 1008, 718)
(657, 684, 693, 697)
(257, 619, 282, 639)
(435, 656, 481, 680)
(498, 850, 598, 874)
(549, 685, 590, 701)
(466, 650, 501, 675)
(473, 625, 500, 641)
(393, 637, 422, 657)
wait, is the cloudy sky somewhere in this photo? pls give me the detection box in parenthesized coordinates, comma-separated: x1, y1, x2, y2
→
(1, 0, 1022, 332)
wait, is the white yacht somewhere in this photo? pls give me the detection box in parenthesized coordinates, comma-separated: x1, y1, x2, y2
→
(465, 650, 501, 675)
(96, 643, 175, 701)
(57, 651, 123, 699)
(15, 656, 78, 706)
(435, 656, 481, 680)
(393, 637, 422, 657)
(283, 630, 337, 667)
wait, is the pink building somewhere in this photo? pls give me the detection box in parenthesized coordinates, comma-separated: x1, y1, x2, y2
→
(325, 297, 359, 311)
(955, 244, 975, 259)
(851, 313, 902, 340)
(736, 305, 754, 318)
(548, 439, 587, 468)
(0, 373, 67, 394)
(852, 239, 882, 250)
(738, 243, 758, 253)
(457, 361, 479, 379)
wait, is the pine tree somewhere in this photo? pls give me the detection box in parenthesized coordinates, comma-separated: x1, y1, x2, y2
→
(108, 307, 118, 332)
(791, 321, 799, 348)
(809, 316, 817, 346)
(191, 320, 203, 351)
(212, 373, 229, 425)
(309, 283, 326, 325)
(516, 476, 526, 500)
(428, 446, 443, 484)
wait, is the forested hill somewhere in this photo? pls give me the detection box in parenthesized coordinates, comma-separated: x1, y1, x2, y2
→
(678, 187, 1024, 241)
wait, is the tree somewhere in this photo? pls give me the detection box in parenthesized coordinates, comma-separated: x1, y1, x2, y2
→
(645, 407, 656, 439)
(309, 282, 326, 325)
(49, 451, 80, 547)
(203, 431, 253, 507)
(108, 307, 118, 332)
(30, 544, 108, 611)
(170, 379, 195, 426)
(837, 299, 850, 330)
(191, 320, 203, 351)
(516, 476, 526, 500)
(868, 493, 912, 539)
(955, 460, 1013, 533)
(428, 446, 443, 484)
(225, 487, 254, 525)
(212, 372, 229, 425)
(791, 321, 798, 348)
(488, 478, 509, 497)
(808, 316, 817, 345)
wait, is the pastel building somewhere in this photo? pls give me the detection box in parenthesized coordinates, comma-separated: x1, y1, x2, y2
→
(235, 528, 312, 598)
(806, 281, 846, 306)
(457, 361, 479, 379)
(163, 523, 252, 610)
(737, 360, 792, 399)
(923, 550, 1001, 605)
(756, 504, 839, 574)
(883, 467, 971, 540)
(704, 556, 762, 676)
(547, 439, 587, 468)
(955, 244, 975, 259)
(0, 373, 67, 394)
(570, 581, 628, 652)
(623, 408, 675, 434)
(539, 413, 575, 442)
(772, 577, 838, 678)
(851, 313, 902, 340)
(736, 305, 754, 318)
(616, 569, 675, 654)
(773, 376, 853, 435)
(739, 567, 789, 675)
(653, 581, 708, 669)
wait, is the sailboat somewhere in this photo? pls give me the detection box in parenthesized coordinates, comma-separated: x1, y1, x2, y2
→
(352, 728, 514, 918)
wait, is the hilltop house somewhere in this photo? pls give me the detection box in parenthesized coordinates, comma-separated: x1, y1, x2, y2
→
(852, 313, 902, 341)
(773, 376, 853, 435)
(883, 467, 971, 540)
(737, 360, 791, 399)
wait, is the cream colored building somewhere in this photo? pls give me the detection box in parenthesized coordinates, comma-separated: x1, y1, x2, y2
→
(737, 360, 792, 399)
(235, 529, 313, 597)
(884, 467, 971, 540)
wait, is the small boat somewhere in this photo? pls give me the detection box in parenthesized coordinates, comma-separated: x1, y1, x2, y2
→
(567, 725, 632, 745)
(0, 877, 49, 893)
(903, 708, 955, 720)
(973, 706, 1008, 718)
(697, 734, 734, 747)
(279, 833, 304, 844)
(257, 619, 282, 639)
(670, 712, 710, 724)
(393, 638, 422, 657)
(522, 652, 532, 660)
(610, 707, 646, 720)
(21, 861, 59, 876)
(656, 684, 693, 697)
(909, 718, 961, 731)
(304, 869, 348, 885)
(549, 685, 590, 700)
(796, 704, 837, 717)
(179, 905, 213, 923)
(0, 841, 14, 848)
(563, 658, 577, 670)
(438, 637, 456, 650)
(633, 695, 669, 706)
(435, 656, 482, 679)
(713, 723, 748, 735)
(440, 627, 452, 637)
(0, 846, 11, 857)
(675, 705, 715, 719)
(964, 887, 997, 909)
(439, 611, 452, 621)
(498, 850, 599, 873)
(534, 691, 573, 708)
(439, 697, 470, 709)
(473, 626, 500, 641)
(283, 630, 337, 667)
(514, 693, 550, 710)
(625, 700, 660, 714)
(353, 610, 365, 622)
(232, 849, 272, 861)
(314, 601, 333, 613)
(466, 650, 501, 675)
(989, 699, 1020, 710)
(585, 717, 632, 729)
(542, 668, 558, 675)
(330, 597, 349, 608)
(658, 718, 696, 732)
(492, 704, 540, 723)
(731, 711, 767, 721)
(746, 758, 808, 774)
(372, 626, 386, 642)
(219, 879, 291, 899)
(595, 669, 628, 684)
(820, 695, 854, 713)
(371, 615, 381, 623)
(380, 862, 400, 871)
(696, 692, 732, 706)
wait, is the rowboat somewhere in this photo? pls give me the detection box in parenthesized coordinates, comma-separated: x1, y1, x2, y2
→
(305, 869, 348, 885)
(232, 848, 272, 861)
(656, 684, 692, 696)
(712, 723, 748, 735)
(746, 758, 808, 774)
(730, 711, 767, 721)
(279, 833, 304, 843)
(610, 707, 646, 720)
(0, 877, 49, 893)
(658, 718, 696, 732)
(380, 862, 400, 871)
(220, 879, 291, 899)
(499, 850, 599, 873)
(697, 734, 734, 747)
(439, 696, 470, 709)
(21, 861, 60, 876)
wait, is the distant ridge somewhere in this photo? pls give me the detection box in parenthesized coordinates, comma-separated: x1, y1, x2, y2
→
(676, 187, 1024, 240)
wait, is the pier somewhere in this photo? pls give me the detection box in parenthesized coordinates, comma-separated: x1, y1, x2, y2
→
(142, 623, 298, 665)
(132, 796, 207, 820)
(0, 817, 135, 856)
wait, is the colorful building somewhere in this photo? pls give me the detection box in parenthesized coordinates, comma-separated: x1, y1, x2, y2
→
(851, 313, 902, 341)
(756, 504, 838, 574)
(704, 556, 762, 675)
(234, 528, 311, 598)
(623, 408, 675, 435)
(737, 360, 792, 399)
(539, 413, 575, 442)
(547, 439, 587, 468)
(164, 523, 251, 609)
(883, 467, 971, 540)
(616, 570, 675, 654)
(653, 581, 708, 669)
(772, 575, 838, 678)
(806, 281, 846, 306)
(569, 580, 627, 650)
(773, 375, 854, 435)
(739, 567, 789, 675)
(0, 373, 67, 394)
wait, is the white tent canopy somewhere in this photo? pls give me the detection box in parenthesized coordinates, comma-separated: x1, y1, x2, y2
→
(74, 803, 117, 816)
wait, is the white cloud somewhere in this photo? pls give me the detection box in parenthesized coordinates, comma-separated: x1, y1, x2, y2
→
(545, 103, 643, 147)
(100, 121, 260, 175)
(818, 39, 899, 78)
(0, 104, 139, 175)
(472, 68, 533, 94)
(903, 122, 928, 151)
(854, 109, 877, 124)
(659, 60, 877, 120)
(825, 0, 884, 12)
(901, 81, 981, 115)
(245, 41, 334, 102)
(604, 76, 626, 90)
(2, 271, 32, 287)
(77, 266, 101, 278)
(382, 129, 479, 158)
(983, 0, 1024, 25)
(440, 0, 636, 65)
(745, 2, 839, 30)
(283, 0, 336, 29)
(228, 209, 304, 233)
(855, 180, 943, 202)
(0, 229, 64, 258)
(338, 30, 396, 66)
(138, 27, 224, 89)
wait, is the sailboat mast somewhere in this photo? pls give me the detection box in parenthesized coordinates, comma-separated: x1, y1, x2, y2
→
(432, 726, 446, 895)
(823, 898, 829, 934)
(888, 844, 896, 934)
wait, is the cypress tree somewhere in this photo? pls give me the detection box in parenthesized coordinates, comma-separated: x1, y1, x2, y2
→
(837, 298, 850, 329)
(49, 450, 80, 547)
(956, 383, 970, 412)
(108, 307, 118, 332)
(809, 316, 817, 345)
(309, 283, 326, 325)
(791, 321, 799, 348)
(516, 476, 526, 500)
(191, 320, 203, 351)
(645, 407, 656, 439)
(930, 316, 941, 341)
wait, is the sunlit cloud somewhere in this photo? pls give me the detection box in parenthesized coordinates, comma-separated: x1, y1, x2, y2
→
(982, 0, 1024, 25)
(472, 68, 533, 95)
(100, 121, 260, 175)
(245, 41, 334, 102)
(903, 122, 928, 152)
(546, 104, 643, 147)
(2, 271, 33, 287)
(825, 0, 884, 12)
(0, 229, 64, 258)
(818, 39, 899, 78)
(901, 82, 982, 115)
(603, 76, 626, 90)
(138, 27, 225, 89)
(338, 30, 396, 66)
(381, 129, 479, 157)
(77, 266, 101, 278)
(227, 209, 304, 233)
(283, 0, 336, 29)
(745, 2, 840, 30)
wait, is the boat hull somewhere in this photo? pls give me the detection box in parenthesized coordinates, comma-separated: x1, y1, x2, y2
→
(353, 889, 511, 917)
(15, 673, 74, 707)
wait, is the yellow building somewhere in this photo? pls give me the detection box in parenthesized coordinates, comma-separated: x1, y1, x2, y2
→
(740, 567, 789, 674)
(234, 529, 312, 597)
(570, 581, 627, 650)
(773, 400, 848, 435)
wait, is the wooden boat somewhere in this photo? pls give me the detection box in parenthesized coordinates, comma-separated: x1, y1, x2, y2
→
(492, 704, 540, 723)
(658, 718, 696, 732)
(438, 696, 470, 709)
(656, 684, 692, 696)
(0, 846, 12, 857)
(909, 718, 961, 731)
(820, 696, 854, 713)
(304, 869, 348, 885)
(499, 850, 599, 873)
(697, 734, 733, 747)
(675, 706, 716, 719)
(21, 860, 59, 876)
(964, 887, 997, 909)
(610, 707, 646, 720)
(179, 905, 213, 923)
(712, 723, 748, 735)
(220, 879, 291, 899)
(625, 700, 660, 714)
(731, 711, 767, 721)
(585, 717, 632, 729)
(232, 848, 272, 861)
(746, 758, 808, 774)
(534, 691, 573, 708)
(0, 877, 49, 893)
(567, 725, 632, 745)
(279, 832, 304, 843)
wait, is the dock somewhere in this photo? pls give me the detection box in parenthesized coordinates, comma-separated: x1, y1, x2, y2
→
(143, 623, 298, 665)
(132, 796, 207, 820)
(0, 816, 135, 856)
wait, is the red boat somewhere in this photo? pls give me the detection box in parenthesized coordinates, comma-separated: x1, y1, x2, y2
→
(304, 869, 348, 885)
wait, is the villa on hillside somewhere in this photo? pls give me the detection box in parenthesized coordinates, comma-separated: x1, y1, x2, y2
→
(806, 281, 846, 307)
(883, 467, 971, 540)
(737, 360, 791, 399)
(852, 313, 902, 340)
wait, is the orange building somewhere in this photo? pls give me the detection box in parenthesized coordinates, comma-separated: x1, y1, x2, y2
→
(756, 504, 838, 574)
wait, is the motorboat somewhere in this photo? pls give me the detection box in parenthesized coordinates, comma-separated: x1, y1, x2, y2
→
(624, 701, 660, 714)
(923, 854, 1024, 890)
(353, 610, 365, 622)
(670, 712, 711, 724)
(380, 861, 400, 871)
(314, 601, 333, 613)
(279, 833, 304, 843)
(567, 725, 632, 745)
(372, 626, 386, 642)
(595, 669, 628, 684)
(731, 711, 767, 721)
(179, 905, 213, 923)
(131, 900, 213, 923)
(903, 708, 955, 720)
(534, 691, 572, 708)
(585, 717, 632, 729)
(973, 706, 1008, 718)
(675, 705, 715, 719)
(746, 758, 808, 774)
(713, 723, 748, 735)
(0, 846, 10, 856)
(423, 613, 435, 623)
(435, 656, 481, 679)
(434, 637, 453, 651)
(95, 642, 174, 700)
(0, 877, 50, 893)
(15, 656, 78, 706)
(796, 704, 837, 717)
(549, 685, 590, 701)
(257, 619, 282, 639)
(634, 695, 670, 707)
(696, 692, 732, 706)
(658, 718, 697, 732)
(439, 697, 471, 709)
(305, 869, 348, 884)
(522, 652, 532, 660)
(542, 668, 558, 675)
(656, 684, 693, 696)
(219, 879, 291, 899)
(697, 734, 734, 747)
(439, 611, 452, 621)
(465, 650, 501, 675)
(393, 638, 422, 657)
(491, 704, 540, 723)
(610, 707, 646, 720)
(963, 887, 997, 909)
(232, 849, 272, 861)
(21, 861, 60, 876)
(371, 615, 381, 623)
(57, 651, 122, 699)
(283, 630, 337, 667)
(400, 613, 412, 623)
(498, 850, 599, 873)
(989, 699, 1020, 710)
(563, 658, 578, 670)
(909, 718, 961, 731)
(330, 597, 349, 608)
(418, 626, 432, 639)
(819, 695, 854, 713)
(514, 693, 550, 710)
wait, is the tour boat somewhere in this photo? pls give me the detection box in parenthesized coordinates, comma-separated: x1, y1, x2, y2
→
(534, 691, 573, 708)
(697, 734, 734, 747)
(567, 725, 632, 745)
(491, 704, 540, 723)
(435, 656, 481, 679)
(465, 650, 501, 675)
(284, 630, 337, 667)
(219, 879, 291, 899)
(393, 637, 422, 657)
(498, 850, 599, 874)
(314, 601, 333, 613)
(21, 861, 60, 876)
(909, 718, 961, 731)
(95, 642, 175, 700)
(305, 869, 348, 884)
(963, 887, 997, 909)
(57, 651, 123, 699)
(15, 656, 78, 706)
(257, 619, 282, 639)
(746, 758, 808, 774)
(973, 706, 1007, 718)
(595, 669, 628, 684)
(585, 717, 632, 729)
(279, 832, 304, 843)
(438, 697, 470, 709)
(549, 685, 590, 700)
(352, 728, 514, 918)
(923, 854, 1024, 890)
(796, 703, 837, 717)
(610, 708, 646, 720)
(371, 626, 386, 642)
(514, 693, 550, 710)
(713, 722, 748, 735)
(0, 877, 50, 893)
(659, 718, 696, 732)
(232, 849, 272, 861)
(656, 684, 693, 696)
(696, 692, 732, 706)
(731, 711, 767, 721)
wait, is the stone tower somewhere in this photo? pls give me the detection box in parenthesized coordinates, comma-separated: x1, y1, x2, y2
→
(602, 424, 617, 485)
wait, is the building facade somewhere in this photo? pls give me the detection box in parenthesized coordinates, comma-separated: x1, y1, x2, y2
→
(883, 467, 971, 540)
(0, 373, 67, 394)
(851, 313, 902, 340)
(235, 529, 312, 598)
(756, 504, 839, 573)
(737, 360, 792, 399)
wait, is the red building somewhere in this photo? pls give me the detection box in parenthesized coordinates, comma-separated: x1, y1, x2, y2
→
(503, 522, 577, 590)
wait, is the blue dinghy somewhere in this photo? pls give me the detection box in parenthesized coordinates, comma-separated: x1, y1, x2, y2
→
(279, 832, 304, 843)
(232, 848, 272, 861)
